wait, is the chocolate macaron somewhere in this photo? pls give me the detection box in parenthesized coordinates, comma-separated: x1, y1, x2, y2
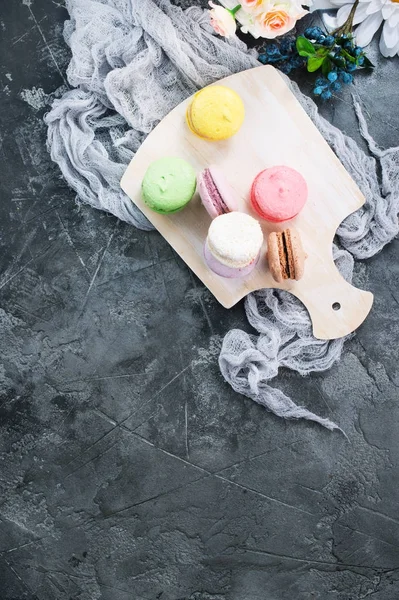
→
(267, 228, 306, 283)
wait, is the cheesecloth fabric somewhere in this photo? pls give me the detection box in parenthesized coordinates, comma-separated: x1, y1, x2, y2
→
(45, 0, 399, 431)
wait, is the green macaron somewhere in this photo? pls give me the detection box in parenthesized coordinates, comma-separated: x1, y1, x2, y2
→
(141, 157, 196, 214)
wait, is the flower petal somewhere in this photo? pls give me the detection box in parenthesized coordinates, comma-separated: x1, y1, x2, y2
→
(353, 2, 370, 25)
(388, 9, 399, 29)
(208, 4, 237, 38)
(381, 3, 395, 20)
(365, 0, 383, 15)
(323, 12, 339, 30)
(381, 19, 399, 48)
(311, 0, 336, 8)
(336, 3, 353, 25)
(240, 0, 265, 13)
(354, 11, 383, 46)
(379, 28, 399, 56)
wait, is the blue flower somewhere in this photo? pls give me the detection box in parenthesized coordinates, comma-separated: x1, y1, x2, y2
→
(321, 89, 332, 100)
(280, 38, 294, 54)
(347, 62, 357, 72)
(279, 62, 292, 74)
(327, 71, 338, 82)
(313, 86, 324, 96)
(330, 81, 341, 92)
(304, 26, 324, 40)
(315, 76, 327, 87)
(340, 71, 353, 84)
(357, 56, 364, 65)
(291, 55, 305, 68)
(323, 35, 335, 46)
(354, 46, 362, 56)
(266, 43, 280, 56)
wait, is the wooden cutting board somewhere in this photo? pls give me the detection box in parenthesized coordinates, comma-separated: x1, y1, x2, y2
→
(120, 65, 373, 340)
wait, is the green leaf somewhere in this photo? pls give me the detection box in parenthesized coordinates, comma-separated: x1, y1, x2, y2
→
(322, 57, 332, 77)
(341, 48, 356, 63)
(307, 55, 324, 72)
(332, 55, 346, 69)
(296, 36, 315, 57)
(315, 47, 330, 57)
(362, 55, 375, 68)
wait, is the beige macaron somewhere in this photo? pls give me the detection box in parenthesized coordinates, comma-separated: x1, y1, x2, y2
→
(267, 228, 306, 283)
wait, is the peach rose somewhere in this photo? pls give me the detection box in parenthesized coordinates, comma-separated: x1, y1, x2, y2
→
(240, 0, 265, 12)
(208, 2, 237, 38)
(254, 3, 305, 38)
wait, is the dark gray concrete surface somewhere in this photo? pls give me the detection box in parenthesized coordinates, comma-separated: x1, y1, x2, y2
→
(0, 1, 399, 599)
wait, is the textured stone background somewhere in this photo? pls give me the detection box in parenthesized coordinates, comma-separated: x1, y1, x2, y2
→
(0, 1, 399, 599)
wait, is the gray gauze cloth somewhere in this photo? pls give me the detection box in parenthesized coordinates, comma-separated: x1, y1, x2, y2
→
(45, 0, 399, 431)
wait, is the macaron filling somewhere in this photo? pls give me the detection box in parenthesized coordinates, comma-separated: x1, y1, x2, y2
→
(203, 168, 229, 215)
(278, 230, 291, 279)
(285, 229, 296, 279)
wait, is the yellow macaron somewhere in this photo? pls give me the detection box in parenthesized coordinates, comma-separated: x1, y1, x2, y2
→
(186, 85, 245, 141)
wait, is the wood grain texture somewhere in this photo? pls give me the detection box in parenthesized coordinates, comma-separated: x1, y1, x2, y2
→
(120, 65, 373, 340)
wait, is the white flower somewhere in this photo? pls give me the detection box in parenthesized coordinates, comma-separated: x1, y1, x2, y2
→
(208, 1, 237, 38)
(240, 0, 307, 37)
(240, 0, 265, 12)
(324, 0, 399, 57)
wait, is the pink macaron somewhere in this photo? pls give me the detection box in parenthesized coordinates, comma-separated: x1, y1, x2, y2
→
(204, 212, 263, 278)
(250, 166, 308, 222)
(198, 166, 238, 219)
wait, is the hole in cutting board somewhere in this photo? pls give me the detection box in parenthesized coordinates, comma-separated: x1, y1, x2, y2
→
(332, 302, 341, 311)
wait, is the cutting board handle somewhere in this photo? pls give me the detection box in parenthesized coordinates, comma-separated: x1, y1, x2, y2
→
(292, 256, 374, 340)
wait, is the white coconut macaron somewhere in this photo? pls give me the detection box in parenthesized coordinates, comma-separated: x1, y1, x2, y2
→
(204, 211, 263, 278)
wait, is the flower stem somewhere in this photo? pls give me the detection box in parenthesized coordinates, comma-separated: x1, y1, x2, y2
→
(332, 0, 359, 37)
(229, 4, 241, 17)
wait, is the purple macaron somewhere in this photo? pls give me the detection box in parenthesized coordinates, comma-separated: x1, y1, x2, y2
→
(204, 241, 260, 278)
(197, 166, 238, 219)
